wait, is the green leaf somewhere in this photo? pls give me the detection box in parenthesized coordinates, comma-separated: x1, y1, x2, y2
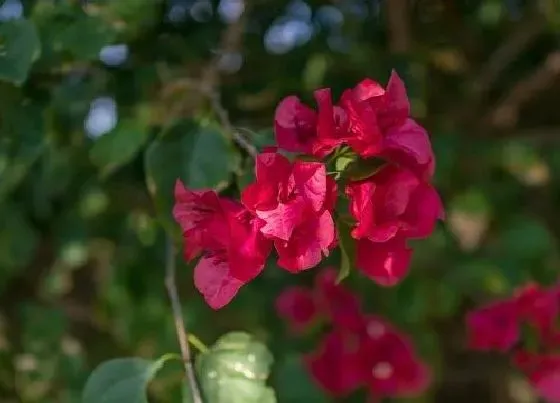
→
(82, 355, 176, 403)
(498, 216, 553, 262)
(196, 332, 277, 403)
(273, 354, 327, 403)
(55, 15, 116, 60)
(343, 157, 385, 181)
(0, 102, 45, 200)
(144, 120, 239, 230)
(90, 120, 151, 177)
(336, 218, 355, 283)
(334, 153, 356, 173)
(0, 204, 39, 292)
(0, 19, 40, 84)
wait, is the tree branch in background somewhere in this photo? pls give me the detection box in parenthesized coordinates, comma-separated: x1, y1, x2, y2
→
(386, 0, 410, 54)
(208, 88, 258, 158)
(487, 52, 560, 130)
(472, 14, 545, 98)
(164, 238, 203, 403)
(157, 0, 257, 158)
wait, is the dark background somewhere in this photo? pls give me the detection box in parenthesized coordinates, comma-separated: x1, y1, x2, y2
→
(0, 0, 559, 402)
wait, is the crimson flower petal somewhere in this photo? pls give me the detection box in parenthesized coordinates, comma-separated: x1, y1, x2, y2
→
(305, 329, 366, 396)
(275, 286, 319, 333)
(275, 210, 335, 272)
(172, 181, 229, 259)
(293, 160, 327, 212)
(274, 96, 317, 154)
(377, 70, 410, 129)
(356, 238, 412, 286)
(466, 299, 519, 352)
(382, 119, 435, 180)
(227, 213, 272, 282)
(256, 199, 306, 241)
(353, 78, 385, 102)
(193, 253, 244, 310)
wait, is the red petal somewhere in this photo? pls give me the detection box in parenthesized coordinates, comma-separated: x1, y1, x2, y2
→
(293, 160, 327, 212)
(466, 300, 519, 352)
(353, 78, 385, 102)
(377, 70, 410, 129)
(275, 286, 319, 333)
(193, 254, 244, 310)
(256, 198, 307, 241)
(382, 119, 434, 180)
(227, 214, 272, 282)
(305, 329, 366, 396)
(274, 96, 317, 154)
(275, 210, 335, 272)
(356, 238, 412, 286)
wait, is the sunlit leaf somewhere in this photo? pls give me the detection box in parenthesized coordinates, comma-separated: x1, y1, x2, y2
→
(195, 332, 277, 403)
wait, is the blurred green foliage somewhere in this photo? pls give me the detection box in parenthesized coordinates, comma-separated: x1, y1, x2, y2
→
(1, 0, 560, 402)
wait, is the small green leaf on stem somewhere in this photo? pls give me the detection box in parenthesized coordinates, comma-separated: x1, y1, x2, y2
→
(336, 217, 356, 283)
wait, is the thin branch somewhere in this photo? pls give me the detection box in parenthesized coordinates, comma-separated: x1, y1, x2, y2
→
(164, 238, 203, 403)
(386, 0, 410, 54)
(472, 14, 545, 97)
(208, 89, 258, 158)
(486, 52, 560, 129)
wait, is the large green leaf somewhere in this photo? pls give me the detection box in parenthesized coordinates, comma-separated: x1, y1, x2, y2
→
(54, 15, 116, 60)
(144, 120, 239, 229)
(90, 120, 151, 178)
(82, 355, 175, 403)
(194, 332, 277, 403)
(0, 19, 40, 84)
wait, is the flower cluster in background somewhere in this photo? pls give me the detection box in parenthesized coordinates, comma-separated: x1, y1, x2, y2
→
(467, 283, 560, 402)
(276, 267, 430, 400)
(172, 71, 444, 309)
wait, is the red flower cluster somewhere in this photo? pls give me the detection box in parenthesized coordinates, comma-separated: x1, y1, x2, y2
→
(275, 71, 443, 285)
(467, 283, 560, 402)
(172, 71, 443, 309)
(276, 267, 431, 400)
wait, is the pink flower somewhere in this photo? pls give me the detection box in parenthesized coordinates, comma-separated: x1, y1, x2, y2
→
(305, 316, 430, 400)
(513, 351, 560, 403)
(345, 164, 443, 286)
(515, 283, 560, 343)
(349, 71, 435, 179)
(173, 181, 272, 309)
(305, 328, 366, 396)
(356, 237, 413, 286)
(242, 151, 336, 271)
(466, 299, 519, 352)
(274, 89, 348, 157)
(275, 286, 318, 334)
(346, 165, 444, 243)
(361, 317, 431, 399)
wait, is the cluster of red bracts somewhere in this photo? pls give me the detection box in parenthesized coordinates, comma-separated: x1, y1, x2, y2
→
(467, 283, 560, 402)
(276, 268, 430, 400)
(172, 71, 444, 309)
